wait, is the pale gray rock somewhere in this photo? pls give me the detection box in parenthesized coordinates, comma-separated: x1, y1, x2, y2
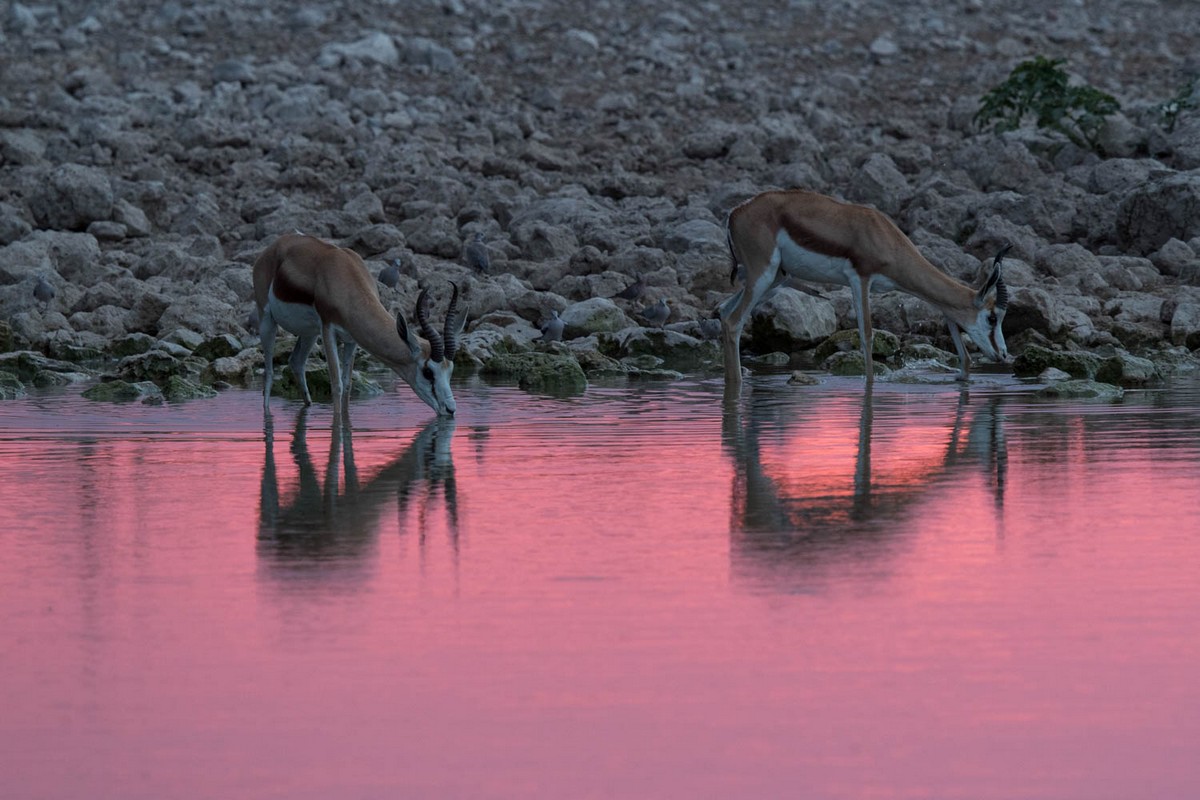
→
(748, 288, 838, 352)
(27, 164, 114, 231)
(560, 297, 633, 336)
(1170, 302, 1200, 349)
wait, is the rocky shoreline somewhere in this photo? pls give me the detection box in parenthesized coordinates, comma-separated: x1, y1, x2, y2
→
(2, 0, 1199, 402)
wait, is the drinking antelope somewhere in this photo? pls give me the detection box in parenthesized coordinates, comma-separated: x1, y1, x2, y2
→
(719, 190, 1010, 391)
(253, 233, 466, 417)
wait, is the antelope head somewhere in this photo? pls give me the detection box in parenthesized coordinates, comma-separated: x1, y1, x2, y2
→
(396, 283, 467, 416)
(962, 244, 1011, 363)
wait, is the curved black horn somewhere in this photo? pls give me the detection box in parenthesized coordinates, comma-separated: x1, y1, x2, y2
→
(416, 288, 444, 363)
(993, 244, 1010, 310)
(442, 282, 462, 362)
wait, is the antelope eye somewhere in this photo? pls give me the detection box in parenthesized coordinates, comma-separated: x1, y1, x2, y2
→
(987, 313, 998, 326)
(421, 365, 435, 382)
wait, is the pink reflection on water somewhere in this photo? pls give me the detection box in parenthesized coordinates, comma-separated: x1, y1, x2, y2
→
(0, 383, 1198, 799)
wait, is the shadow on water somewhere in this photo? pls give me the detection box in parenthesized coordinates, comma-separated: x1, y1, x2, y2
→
(257, 408, 458, 577)
(723, 386, 1008, 589)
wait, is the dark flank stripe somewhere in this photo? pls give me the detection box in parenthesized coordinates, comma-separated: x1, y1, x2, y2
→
(273, 264, 315, 306)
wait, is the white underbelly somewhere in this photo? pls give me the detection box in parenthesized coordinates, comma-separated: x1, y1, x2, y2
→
(267, 287, 350, 340)
(774, 231, 898, 293)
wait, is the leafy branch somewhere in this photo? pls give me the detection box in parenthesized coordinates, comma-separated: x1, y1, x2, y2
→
(975, 56, 1120, 151)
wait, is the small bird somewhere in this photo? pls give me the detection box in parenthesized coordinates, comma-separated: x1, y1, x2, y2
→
(639, 297, 670, 328)
(539, 309, 565, 342)
(378, 258, 401, 289)
(464, 232, 491, 274)
(33, 275, 55, 307)
(609, 274, 645, 301)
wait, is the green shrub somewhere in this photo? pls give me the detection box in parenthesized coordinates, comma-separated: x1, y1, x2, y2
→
(975, 56, 1119, 151)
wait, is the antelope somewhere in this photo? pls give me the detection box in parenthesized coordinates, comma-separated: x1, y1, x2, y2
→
(719, 190, 1010, 392)
(253, 233, 466, 417)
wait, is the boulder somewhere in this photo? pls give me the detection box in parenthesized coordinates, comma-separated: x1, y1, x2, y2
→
(1170, 302, 1200, 349)
(560, 297, 633, 336)
(82, 380, 164, 404)
(747, 288, 838, 353)
(1037, 380, 1124, 400)
(481, 351, 588, 395)
(27, 164, 114, 231)
(1117, 171, 1200, 254)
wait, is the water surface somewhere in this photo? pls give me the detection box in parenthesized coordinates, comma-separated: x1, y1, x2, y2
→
(2, 374, 1198, 799)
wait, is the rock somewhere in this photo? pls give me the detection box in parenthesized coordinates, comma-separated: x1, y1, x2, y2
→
(0, 370, 26, 399)
(848, 153, 910, 217)
(1036, 380, 1124, 400)
(108, 333, 157, 358)
(82, 379, 164, 404)
(787, 371, 821, 386)
(269, 365, 384, 402)
(114, 350, 200, 385)
(1170, 302, 1200, 349)
(1038, 367, 1073, 382)
(602, 327, 720, 371)
(1150, 238, 1196, 277)
(481, 351, 588, 395)
(813, 329, 902, 363)
(1012, 344, 1103, 379)
(1117, 171, 1200, 255)
(1095, 350, 1158, 387)
(560, 297, 633, 337)
(747, 288, 838, 353)
(825, 351, 892, 377)
(27, 164, 114, 231)
(162, 375, 218, 402)
(0, 351, 82, 382)
(193, 333, 242, 361)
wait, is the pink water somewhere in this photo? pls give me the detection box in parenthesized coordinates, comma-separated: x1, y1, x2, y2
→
(2, 376, 1198, 799)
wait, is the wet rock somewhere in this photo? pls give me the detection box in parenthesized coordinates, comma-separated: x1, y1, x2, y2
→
(269, 365, 384, 402)
(787, 371, 821, 386)
(1012, 344, 1104, 380)
(814, 329, 902, 363)
(82, 379, 164, 404)
(162, 375, 218, 402)
(602, 327, 719, 371)
(114, 350, 200, 385)
(1038, 367, 1073, 382)
(1095, 350, 1159, 387)
(0, 370, 26, 399)
(0, 351, 82, 382)
(825, 351, 892, 377)
(1036, 380, 1124, 400)
(481, 351, 588, 395)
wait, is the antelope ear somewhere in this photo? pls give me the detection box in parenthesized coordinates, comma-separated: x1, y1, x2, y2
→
(396, 313, 423, 359)
(974, 263, 1002, 309)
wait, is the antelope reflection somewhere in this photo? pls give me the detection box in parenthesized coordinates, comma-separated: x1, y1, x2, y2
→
(258, 409, 458, 574)
(723, 389, 1007, 582)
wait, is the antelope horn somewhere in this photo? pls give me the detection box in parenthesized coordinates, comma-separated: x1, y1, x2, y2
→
(416, 288, 444, 363)
(442, 282, 462, 362)
(993, 244, 1010, 310)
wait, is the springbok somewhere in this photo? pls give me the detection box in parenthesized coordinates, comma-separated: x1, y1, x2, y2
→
(719, 190, 1010, 391)
(253, 233, 466, 417)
